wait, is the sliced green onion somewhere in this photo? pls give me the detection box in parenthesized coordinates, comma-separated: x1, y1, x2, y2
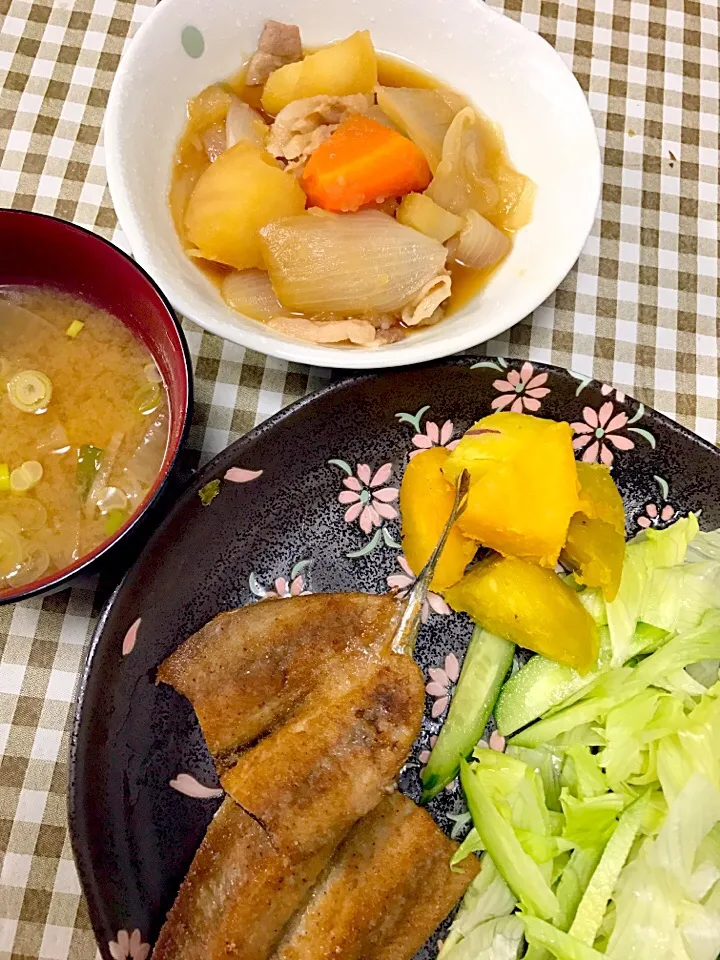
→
(10, 461, 43, 492)
(133, 382, 162, 416)
(0, 464, 9, 492)
(65, 320, 84, 338)
(7, 370, 53, 414)
(103, 509, 127, 537)
(144, 362, 163, 383)
(77, 445, 104, 501)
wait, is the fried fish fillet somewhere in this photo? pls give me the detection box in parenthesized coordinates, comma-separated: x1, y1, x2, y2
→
(157, 594, 402, 769)
(273, 791, 480, 960)
(221, 650, 425, 859)
(153, 798, 336, 960)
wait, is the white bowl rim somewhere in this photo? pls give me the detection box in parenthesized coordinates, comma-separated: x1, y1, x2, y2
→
(105, 0, 602, 370)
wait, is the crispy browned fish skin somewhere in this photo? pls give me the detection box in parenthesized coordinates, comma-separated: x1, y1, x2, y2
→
(157, 594, 402, 767)
(273, 792, 480, 960)
(221, 651, 425, 859)
(153, 798, 336, 960)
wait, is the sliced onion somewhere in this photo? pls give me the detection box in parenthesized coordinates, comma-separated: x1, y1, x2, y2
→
(375, 87, 458, 172)
(222, 270, 284, 322)
(426, 107, 499, 216)
(12, 546, 50, 587)
(226, 99, 268, 151)
(401, 275, 452, 326)
(268, 317, 377, 346)
(4, 497, 47, 532)
(85, 432, 123, 520)
(125, 412, 168, 488)
(260, 210, 447, 315)
(0, 525, 23, 579)
(455, 210, 511, 270)
(96, 486, 128, 515)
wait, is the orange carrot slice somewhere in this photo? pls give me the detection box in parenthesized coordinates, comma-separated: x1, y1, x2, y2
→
(301, 114, 432, 212)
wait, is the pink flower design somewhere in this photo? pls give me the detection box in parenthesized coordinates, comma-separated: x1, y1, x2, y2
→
(571, 402, 634, 466)
(122, 618, 141, 656)
(339, 463, 399, 534)
(491, 361, 551, 413)
(224, 466, 263, 483)
(169, 773, 224, 799)
(265, 575, 309, 599)
(386, 555, 451, 623)
(637, 502, 675, 529)
(600, 383, 626, 403)
(419, 735, 438, 765)
(489, 730, 506, 752)
(409, 420, 460, 459)
(108, 930, 150, 960)
(426, 653, 460, 718)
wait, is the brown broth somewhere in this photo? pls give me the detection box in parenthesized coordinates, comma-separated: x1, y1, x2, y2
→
(168, 50, 532, 326)
(0, 287, 169, 591)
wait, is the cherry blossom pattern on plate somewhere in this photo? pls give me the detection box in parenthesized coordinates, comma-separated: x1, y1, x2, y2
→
(121, 618, 141, 656)
(418, 735, 438, 766)
(329, 459, 400, 558)
(387, 555, 451, 623)
(489, 361, 551, 413)
(169, 773, 224, 799)
(395, 405, 460, 459)
(572, 400, 655, 466)
(249, 560, 312, 600)
(108, 929, 151, 960)
(426, 653, 460, 718)
(637, 475, 676, 530)
(198, 466, 263, 506)
(571, 372, 627, 402)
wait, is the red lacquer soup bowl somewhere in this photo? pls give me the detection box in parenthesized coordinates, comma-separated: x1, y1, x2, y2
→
(0, 210, 192, 605)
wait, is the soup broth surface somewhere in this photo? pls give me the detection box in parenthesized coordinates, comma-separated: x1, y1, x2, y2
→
(0, 287, 169, 591)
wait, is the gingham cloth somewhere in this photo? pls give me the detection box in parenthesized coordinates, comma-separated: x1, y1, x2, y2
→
(0, 0, 718, 957)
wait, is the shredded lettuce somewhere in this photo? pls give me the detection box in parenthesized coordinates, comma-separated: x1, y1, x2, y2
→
(439, 857, 515, 958)
(440, 915, 524, 960)
(460, 759, 558, 920)
(454, 517, 720, 960)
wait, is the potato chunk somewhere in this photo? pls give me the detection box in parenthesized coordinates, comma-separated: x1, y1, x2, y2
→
(184, 142, 306, 270)
(442, 412, 579, 568)
(261, 31, 377, 115)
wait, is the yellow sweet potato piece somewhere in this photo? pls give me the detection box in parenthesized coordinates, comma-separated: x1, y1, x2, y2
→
(399, 447, 478, 592)
(261, 31, 378, 115)
(575, 462, 625, 535)
(184, 142, 306, 270)
(562, 462, 626, 601)
(443, 412, 579, 568)
(445, 555, 599, 673)
(563, 515, 625, 601)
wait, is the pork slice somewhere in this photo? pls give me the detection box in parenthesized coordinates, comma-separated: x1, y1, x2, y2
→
(246, 20, 302, 85)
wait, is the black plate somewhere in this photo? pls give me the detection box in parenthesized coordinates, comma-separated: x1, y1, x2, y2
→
(69, 358, 720, 959)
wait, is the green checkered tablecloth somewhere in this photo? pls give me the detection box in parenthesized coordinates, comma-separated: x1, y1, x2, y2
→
(0, 0, 718, 956)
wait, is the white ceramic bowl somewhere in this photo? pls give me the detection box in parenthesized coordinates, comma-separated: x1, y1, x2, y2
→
(106, 0, 601, 370)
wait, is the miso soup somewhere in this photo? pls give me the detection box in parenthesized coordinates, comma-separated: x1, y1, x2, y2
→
(0, 287, 169, 592)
